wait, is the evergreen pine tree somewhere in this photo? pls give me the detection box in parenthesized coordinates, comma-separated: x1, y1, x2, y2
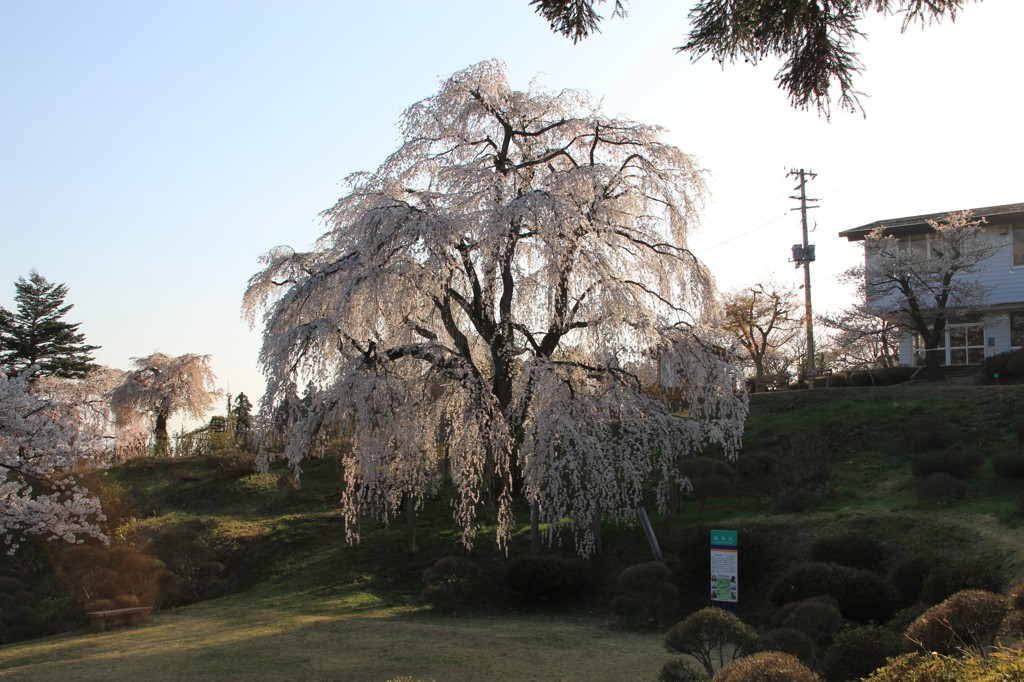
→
(0, 270, 99, 379)
(233, 392, 253, 442)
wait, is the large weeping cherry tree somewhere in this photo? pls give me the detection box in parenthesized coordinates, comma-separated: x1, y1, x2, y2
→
(244, 61, 747, 556)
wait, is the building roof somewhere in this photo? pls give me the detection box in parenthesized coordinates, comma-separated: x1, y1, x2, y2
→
(839, 202, 1024, 241)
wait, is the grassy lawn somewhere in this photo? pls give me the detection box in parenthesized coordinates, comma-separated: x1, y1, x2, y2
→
(0, 589, 667, 681)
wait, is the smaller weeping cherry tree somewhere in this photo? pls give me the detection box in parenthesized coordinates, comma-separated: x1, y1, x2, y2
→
(0, 369, 107, 554)
(244, 61, 748, 557)
(111, 352, 220, 456)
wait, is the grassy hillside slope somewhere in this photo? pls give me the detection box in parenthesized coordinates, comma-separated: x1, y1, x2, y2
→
(1, 384, 1022, 681)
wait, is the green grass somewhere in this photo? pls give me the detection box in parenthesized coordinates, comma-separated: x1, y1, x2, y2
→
(2, 383, 1024, 680)
(0, 590, 667, 681)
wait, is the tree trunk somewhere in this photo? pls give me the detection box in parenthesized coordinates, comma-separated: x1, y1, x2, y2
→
(921, 321, 946, 382)
(923, 350, 944, 381)
(405, 495, 417, 553)
(530, 501, 540, 555)
(154, 411, 169, 456)
(590, 505, 602, 556)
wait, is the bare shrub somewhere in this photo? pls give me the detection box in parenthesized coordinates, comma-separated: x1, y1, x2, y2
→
(714, 651, 821, 682)
(905, 589, 1007, 655)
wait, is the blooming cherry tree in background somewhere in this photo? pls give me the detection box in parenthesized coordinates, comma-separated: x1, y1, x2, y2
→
(245, 61, 747, 556)
(0, 369, 107, 554)
(849, 210, 999, 381)
(111, 353, 220, 456)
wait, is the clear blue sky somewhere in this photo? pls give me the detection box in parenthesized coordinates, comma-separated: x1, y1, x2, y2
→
(2, 0, 1022, 426)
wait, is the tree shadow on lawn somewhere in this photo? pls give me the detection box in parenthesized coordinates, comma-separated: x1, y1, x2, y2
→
(0, 591, 665, 682)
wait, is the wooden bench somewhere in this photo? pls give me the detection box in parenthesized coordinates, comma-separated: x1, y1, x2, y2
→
(86, 606, 153, 631)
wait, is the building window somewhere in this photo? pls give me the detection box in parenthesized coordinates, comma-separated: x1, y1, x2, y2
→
(948, 323, 985, 365)
(1012, 311, 1024, 349)
(899, 235, 930, 264)
(912, 322, 986, 366)
(1014, 227, 1024, 267)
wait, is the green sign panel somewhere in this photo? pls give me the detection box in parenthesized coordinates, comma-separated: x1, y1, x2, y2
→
(710, 529, 738, 604)
(711, 530, 737, 547)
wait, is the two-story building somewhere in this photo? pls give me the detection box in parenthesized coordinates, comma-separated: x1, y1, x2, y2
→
(840, 202, 1024, 368)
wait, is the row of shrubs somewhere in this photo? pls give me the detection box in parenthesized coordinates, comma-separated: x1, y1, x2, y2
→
(659, 581, 1024, 681)
(783, 367, 917, 390)
(422, 554, 594, 612)
(420, 525, 1007, 630)
(909, 447, 1024, 502)
(0, 526, 227, 644)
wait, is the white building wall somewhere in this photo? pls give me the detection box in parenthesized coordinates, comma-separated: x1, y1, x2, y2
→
(976, 227, 1024, 305)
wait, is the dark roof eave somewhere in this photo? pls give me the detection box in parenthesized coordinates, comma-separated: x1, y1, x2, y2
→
(839, 201, 1024, 241)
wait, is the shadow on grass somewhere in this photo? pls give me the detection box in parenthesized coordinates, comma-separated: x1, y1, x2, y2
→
(0, 588, 665, 682)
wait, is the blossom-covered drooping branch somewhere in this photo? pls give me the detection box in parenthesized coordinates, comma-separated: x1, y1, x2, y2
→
(0, 369, 107, 554)
(245, 60, 747, 555)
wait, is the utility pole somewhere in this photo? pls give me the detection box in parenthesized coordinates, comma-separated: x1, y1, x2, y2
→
(789, 169, 818, 388)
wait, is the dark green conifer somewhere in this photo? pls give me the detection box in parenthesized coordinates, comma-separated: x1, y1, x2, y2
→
(0, 270, 99, 379)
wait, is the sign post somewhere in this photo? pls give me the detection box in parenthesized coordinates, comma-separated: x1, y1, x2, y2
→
(710, 529, 738, 611)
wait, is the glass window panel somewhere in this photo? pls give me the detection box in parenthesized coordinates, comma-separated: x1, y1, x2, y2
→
(1012, 312, 1024, 348)
(967, 327, 984, 346)
(1014, 227, 1024, 267)
(950, 327, 966, 346)
(950, 349, 967, 365)
(968, 348, 985, 364)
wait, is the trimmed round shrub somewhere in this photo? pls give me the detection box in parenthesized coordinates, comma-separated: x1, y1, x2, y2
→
(611, 561, 679, 628)
(962, 426, 1004, 446)
(910, 451, 984, 479)
(143, 527, 226, 606)
(55, 544, 166, 610)
(847, 371, 874, 387)
(769, 562, 897, 624)
(770, 595, 840, 629)
(782, 601, 844, 645)
(979, 349, 1024, 384)
(714, 651, 822, 682)
(775, 488, 820, 513)
(759, 628, 815, 665)
(658, 658, 709, 682)
(809, 531, 886, 571)
(827, 373, 848, 388)
(886, 604, 928, 636)
(898, 417, 964, 454)
(1003, 582, 1024, 635)
(915, 472, 967, 500)
(1008, 581, 1024, 611)
(993, 453, 1024, 479)
(820, 625, 905, 682)
(919, 558, 1003, 606)
(889, 553, 939, 605)
(866, 650, 1024, 681)
(876, 367, 915, 385)
(905, 589, 1007, 655)
(0, 577, 24, 595)
(504, 555, 590, 602)
(421, 556, 485, 612)
(664, 607, 759, 678)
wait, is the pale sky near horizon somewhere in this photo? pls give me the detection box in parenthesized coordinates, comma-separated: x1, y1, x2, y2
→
(2, 0, 1022, 429)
